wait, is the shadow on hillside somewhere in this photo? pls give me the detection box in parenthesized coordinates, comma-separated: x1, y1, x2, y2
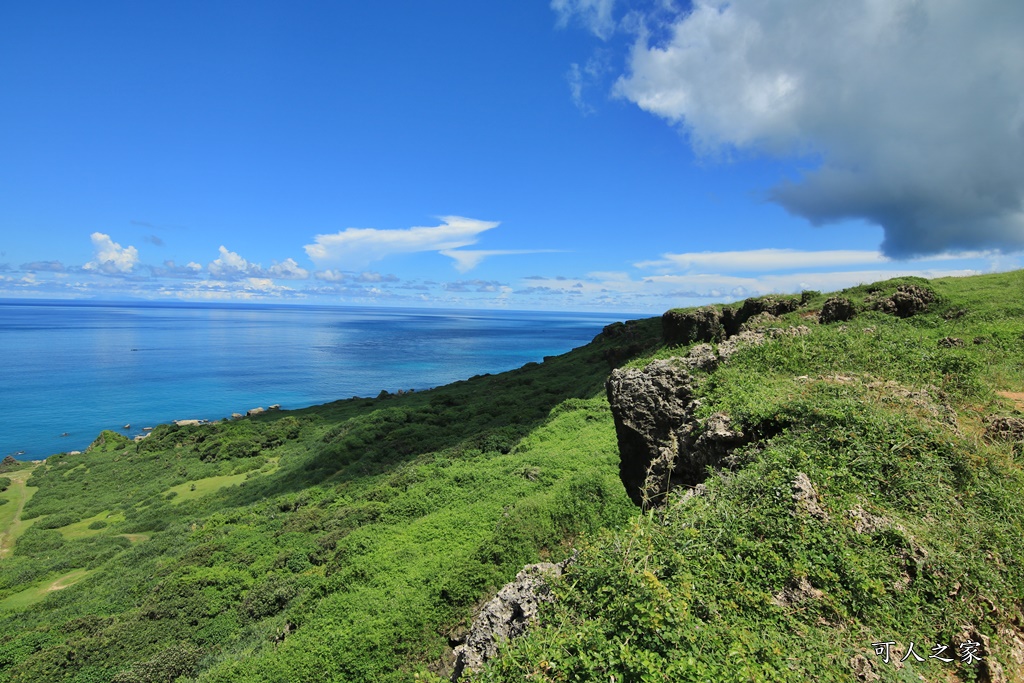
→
(214, 320, 661, 507)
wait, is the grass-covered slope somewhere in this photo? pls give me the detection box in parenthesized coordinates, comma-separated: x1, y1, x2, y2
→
(0, 316, 660, 682)
(476, 271, 1024, 682)
(1, 270, 1023, 682)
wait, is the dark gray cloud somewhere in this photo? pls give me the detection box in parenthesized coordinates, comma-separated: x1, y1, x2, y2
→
(144, 234, 164, 246)
(614, 0, 1024, 257)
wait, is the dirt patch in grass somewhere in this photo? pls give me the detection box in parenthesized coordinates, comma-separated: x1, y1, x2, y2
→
(996, 391, 1024, 410)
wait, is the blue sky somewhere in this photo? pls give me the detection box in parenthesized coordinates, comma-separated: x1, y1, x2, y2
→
(2, 1, 1022, 313)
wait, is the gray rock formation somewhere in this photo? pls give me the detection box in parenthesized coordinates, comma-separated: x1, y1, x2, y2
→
(662, 306, 726, 346)
(451, 561, 567, 681)
(606, 360, 751, 508)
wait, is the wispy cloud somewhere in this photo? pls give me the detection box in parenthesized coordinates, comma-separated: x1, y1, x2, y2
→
(20, 260, 66, 273)
(440, 248, 562, 273)
(637, 249, 887, 272)
(304, 216, 499, 268)
(552, 0, 617, 40)
(148, 260, 203, 279)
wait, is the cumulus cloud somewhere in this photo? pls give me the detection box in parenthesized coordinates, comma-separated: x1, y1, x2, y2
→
(440, 249, 562, 273)
(552, 0, 617, 39)
(83, 232, 139, 275)
(208, 246, 257, 279)
(315, 270, 348, 282)
(304, 216, 499, 267)
(613, 0, 1024, 257)
(267, 258, 310, 280)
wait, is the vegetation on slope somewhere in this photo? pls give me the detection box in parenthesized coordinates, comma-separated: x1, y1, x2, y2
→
(0, 316, 659, 682)
(1, 271, 1022, 682)
(475, 272, 1024, 682)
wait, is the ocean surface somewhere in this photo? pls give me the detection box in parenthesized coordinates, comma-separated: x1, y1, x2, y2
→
(0, 300, 635, 460)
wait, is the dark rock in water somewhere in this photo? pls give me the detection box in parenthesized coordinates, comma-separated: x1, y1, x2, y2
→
(606, 360, 749, 508)
(451, 560, 569, 681)
(662, 306, 725, 346)
(819, 296, 857, 324)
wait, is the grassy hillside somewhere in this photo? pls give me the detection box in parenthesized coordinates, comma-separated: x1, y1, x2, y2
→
(1, 270, 1023, 682)
(476, 271, 1024, 682)
(0, 315, 660, 682)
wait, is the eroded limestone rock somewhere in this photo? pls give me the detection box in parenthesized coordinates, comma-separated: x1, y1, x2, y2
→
(450, 561, 567, 681)
(606, 360, 751, 508)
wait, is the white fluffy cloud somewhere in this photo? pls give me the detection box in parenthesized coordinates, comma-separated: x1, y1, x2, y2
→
(207, 246, 257, 279)
(83, 232, 139, 275)
(613, 0, 1024, 257)
(304, 216, 500, 268)
(267, 258, 310, 280)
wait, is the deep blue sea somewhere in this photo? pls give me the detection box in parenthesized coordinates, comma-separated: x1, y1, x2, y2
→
(0, 300, 634, 460)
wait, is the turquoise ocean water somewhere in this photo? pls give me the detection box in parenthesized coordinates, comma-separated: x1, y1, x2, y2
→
(0, 300, 632, 460)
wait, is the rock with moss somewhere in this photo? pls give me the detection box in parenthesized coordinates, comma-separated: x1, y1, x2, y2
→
(818, 296, 856, 324)
(662, 306, 725, 346)
(873, 284, 936, 318)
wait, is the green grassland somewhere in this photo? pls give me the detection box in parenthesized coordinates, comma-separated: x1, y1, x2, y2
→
(0, 270, 1023, 682)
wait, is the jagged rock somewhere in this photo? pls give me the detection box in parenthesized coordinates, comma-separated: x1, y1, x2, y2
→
(985, 416, 1024, 442)
(873, 284, 936, 318)
(716, 330, 767, 362)
(174, 419, 202, 426)
(938, 337, 965, 348)
(606, 360, 750, 508)
(678, 343, 719, 372)
(737, 295, 800, 321)
(791, 472, 829, 521)
(819, 296, 856, 324)
(662, 307, 725, 346)
(246, 408, 266, 417)
(451, 561, 567, 681)
(739, 311, 779, 332)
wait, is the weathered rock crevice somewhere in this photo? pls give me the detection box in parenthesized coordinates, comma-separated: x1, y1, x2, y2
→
(606, 357, 777, 508)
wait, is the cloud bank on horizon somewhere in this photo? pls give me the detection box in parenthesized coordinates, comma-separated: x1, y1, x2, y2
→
(608, 0, 1024, 257)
